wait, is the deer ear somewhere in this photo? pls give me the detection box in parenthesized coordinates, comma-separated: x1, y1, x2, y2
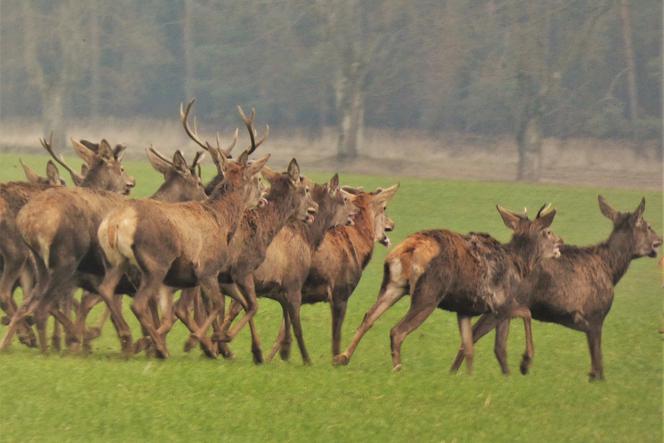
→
(71, 138, 97, 165)
(496, 205, 522, 230)
(287, 158, 300, 184)
(172, 150, 188, 172)
(45, 160, 61, 185)
(97, 139, 114, 161)
(534, 208, 556, 229)
(329, 173, 340, 193)
(146, 148, 172, 175)
(238, 150, 250, 166)
(373, 183, 399, 205)
(113, 144, 127, 162)
(598, 195, 618, 222)
(247, 153, 270, 176)
(19, 159, 41, 184)
(633, 197, 646, 219)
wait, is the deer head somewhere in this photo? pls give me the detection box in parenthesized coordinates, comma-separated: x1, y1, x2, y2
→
(497, 203, 562, 260)
(19, 159, 65, 186)
(261, 159, 318, 224)
(598, 195, 662, 258)
(146, 147, 207, 202)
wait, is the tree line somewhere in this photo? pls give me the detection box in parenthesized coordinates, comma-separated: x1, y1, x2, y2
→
(0, 0, 660, 180)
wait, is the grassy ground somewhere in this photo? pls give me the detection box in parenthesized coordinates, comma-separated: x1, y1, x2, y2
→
(0, 153, 661, 442)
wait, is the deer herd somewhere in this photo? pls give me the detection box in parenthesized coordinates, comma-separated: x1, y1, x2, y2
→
(0, 101, 660, 382)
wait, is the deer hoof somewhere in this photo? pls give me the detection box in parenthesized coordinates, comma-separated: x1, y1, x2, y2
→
(332, 353, 349, 366)
(183, 336, 197, 353)
(392, 363, 402, 372)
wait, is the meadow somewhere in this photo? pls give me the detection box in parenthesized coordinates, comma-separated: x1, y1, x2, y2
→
(0, 152, 661, 442)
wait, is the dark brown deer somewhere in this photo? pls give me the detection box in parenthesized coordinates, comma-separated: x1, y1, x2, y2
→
(0, 137, 135, 353)
(96, 110, 270, 359)
(334, 204, 562, 373)
(214, 174, 355, 363)
(450, 196, 662, 381)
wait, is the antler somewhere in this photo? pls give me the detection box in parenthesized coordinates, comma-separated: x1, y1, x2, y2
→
(181, 99, 240, 172)
(536, 203, 553, 218)
(148, 146, 175, 167)
(237, 105, 269, 155)
(40, 133, 83, 183)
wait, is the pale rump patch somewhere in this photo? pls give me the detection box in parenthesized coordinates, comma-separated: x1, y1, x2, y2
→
(387, 234, 441, 289)
(99, 206, 139, 267)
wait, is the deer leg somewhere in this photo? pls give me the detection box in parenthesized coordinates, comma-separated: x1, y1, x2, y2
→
(512, 307, 534, 375)
(330, 298, 348, 358)
(77, 291, 102, 352)
(155, 287, 175, 337)
(278, 304, 292, 361)
(98, 265, 134, 356)
(0, 293, 42, 350)
(494, 320, 511, 375)
(266, 316, 287, 362)
(0, 257, 35, 347)
(188, 276, 227, 358)
(450, 313, 499, 373)
(334, 280, 406, 366)
(456, 314, 475, 374)
(586, 325, 604, 382)
(217, 299, 242, 359)
(231, 276, 263, 364)
(176, 287, 202, 352)
(285, 292, 310, 365)
(16, 269, 37, 348)
(389, 295, 438, 371)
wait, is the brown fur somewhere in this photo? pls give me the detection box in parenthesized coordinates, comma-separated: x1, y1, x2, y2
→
(335, 205, 561, 372)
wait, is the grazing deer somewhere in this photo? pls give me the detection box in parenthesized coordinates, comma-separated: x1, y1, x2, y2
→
(0, 137, 135, 353)
(334, 204, 562, 373)
(96, 108, 270, 359)
(450, 196, 662, 381)
(215, 174, 355, 363)
(0, 157, 69, 346)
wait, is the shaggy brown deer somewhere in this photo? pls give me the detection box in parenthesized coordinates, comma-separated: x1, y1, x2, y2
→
(214, 174, 356, 363)
(96, 109, 270, 358)
(450, 196, 662, 381)
(334, 204, 562, 373)
(0, 137, 135, 353)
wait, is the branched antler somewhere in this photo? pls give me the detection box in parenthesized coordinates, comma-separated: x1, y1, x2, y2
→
(237, 105, 269, 155)
(40, 133, 84, 184)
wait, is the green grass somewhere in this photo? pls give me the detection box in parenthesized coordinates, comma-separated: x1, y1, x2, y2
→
(0, 153, 661, 442)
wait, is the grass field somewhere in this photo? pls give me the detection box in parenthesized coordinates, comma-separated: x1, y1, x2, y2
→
(0, 153, 661, 442)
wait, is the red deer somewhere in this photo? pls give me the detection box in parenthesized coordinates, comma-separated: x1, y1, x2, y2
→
(73, 147, 209, 350)
(252, 185, 397, 363)
(213, 174, 356, 363)
(450, 196, 662, 381)
(0, 136, 135, 353)
(178, 162, 320, 363)
(334, 204, 562, 373)
(96, 108, 271, 358)
(0, 156, 69, 347)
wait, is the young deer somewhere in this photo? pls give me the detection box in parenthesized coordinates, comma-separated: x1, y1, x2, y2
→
(451, 196, 662, 381)
(335, 204, 562, 373)
(97, 111, 270, 358)
(0, 137, 135, 353)
(215, 174, 355, 364)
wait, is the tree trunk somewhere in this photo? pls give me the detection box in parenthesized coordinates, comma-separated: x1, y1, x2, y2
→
(89, 2, 101, 118)
(516, 113, 542, 182)
(618, 0, 639, 126)
(42, 81, 67, 148)
(182, 0, 194, 100)
(335, 65, 364, 161)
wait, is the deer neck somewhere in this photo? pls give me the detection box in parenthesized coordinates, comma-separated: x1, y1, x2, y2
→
(505, 235, 539, 279)
(597, 231, 634, 284)
(247, 191, 299, 247)
(205, 181, 250, 235)
(344, 202, 376, 269)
